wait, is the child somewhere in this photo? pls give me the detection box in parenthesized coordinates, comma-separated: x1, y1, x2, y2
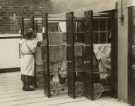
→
(19, 29, 41, 91)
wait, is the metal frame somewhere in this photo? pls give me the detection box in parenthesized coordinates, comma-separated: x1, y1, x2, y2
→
(43, 13, 68, 97)
(91, 11, 117, 100)
(66, 10, 94, 99)
(66, 10, 118, 100)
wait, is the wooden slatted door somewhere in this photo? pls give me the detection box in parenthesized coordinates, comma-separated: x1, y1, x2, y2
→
(66, 10, 118, 100)
(43, 13, 68, 97)
(31, 15, 51, 97)
(90, 11, 117, 100)
(66, 10, 93, 99)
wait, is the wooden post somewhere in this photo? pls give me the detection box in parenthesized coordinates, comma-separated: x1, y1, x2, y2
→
(42, 13, 51, 97)
(84, 10, 93, 100)
(66, 12, 76, 98)
(117, 0, 128, 102)
(31, 16, 38, 88)
(110, 10, 118, 98)
(45, 13, 51, 97)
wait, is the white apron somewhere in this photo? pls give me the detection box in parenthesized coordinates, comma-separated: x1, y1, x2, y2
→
(20, 39, 38, 76)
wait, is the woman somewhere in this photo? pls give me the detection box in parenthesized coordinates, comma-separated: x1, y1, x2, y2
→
(19, 29, 40, 91)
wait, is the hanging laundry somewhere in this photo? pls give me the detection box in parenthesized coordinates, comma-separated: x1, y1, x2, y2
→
(59, 22, 66, 32)
(35, 33, 43, 65)
(93, 43, 111, 80)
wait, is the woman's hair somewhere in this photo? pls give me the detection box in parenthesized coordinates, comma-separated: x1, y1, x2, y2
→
(23, 29, 33, 39)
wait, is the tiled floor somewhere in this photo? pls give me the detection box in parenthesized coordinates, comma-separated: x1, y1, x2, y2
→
(0, 72, 130, 106)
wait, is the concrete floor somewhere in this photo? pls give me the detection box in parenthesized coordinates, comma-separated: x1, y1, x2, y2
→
(0, 72, 130, 106)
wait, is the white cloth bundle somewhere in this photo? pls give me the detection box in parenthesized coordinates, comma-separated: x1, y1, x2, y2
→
(93, 43, 111, 80)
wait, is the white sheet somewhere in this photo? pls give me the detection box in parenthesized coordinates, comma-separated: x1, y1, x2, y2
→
(93, 43, 111, 80)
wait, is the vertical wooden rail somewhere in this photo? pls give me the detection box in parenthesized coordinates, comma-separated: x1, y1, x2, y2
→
(32, 16, 35, 34)
(19, 16, 24, 59)
(84, 10, 94, 100)
(42, 13, 51, 97)
(45, 13, 51, 97)
(21, 16, 24, 37)
(66, 12, 76, 98)
(31, 16, 37, 88)
(98, 19, 100, 43)
(32, 16, 37, 37)
(110, 11, 118, 98)
(42, 15, 46, 96)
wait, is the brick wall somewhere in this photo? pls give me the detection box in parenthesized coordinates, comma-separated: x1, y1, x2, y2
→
(0, 0, 54, 33)
(0, 0, 53, 16)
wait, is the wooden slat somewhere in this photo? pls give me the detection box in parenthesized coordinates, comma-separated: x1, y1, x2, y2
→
(66, 12, 76, 98)
(83, 10, 94, 100)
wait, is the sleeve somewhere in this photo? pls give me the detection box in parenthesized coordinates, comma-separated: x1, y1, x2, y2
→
(32, 39, 38, 48)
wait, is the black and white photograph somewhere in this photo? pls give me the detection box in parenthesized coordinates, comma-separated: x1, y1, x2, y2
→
(0, 0, 133, 106)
